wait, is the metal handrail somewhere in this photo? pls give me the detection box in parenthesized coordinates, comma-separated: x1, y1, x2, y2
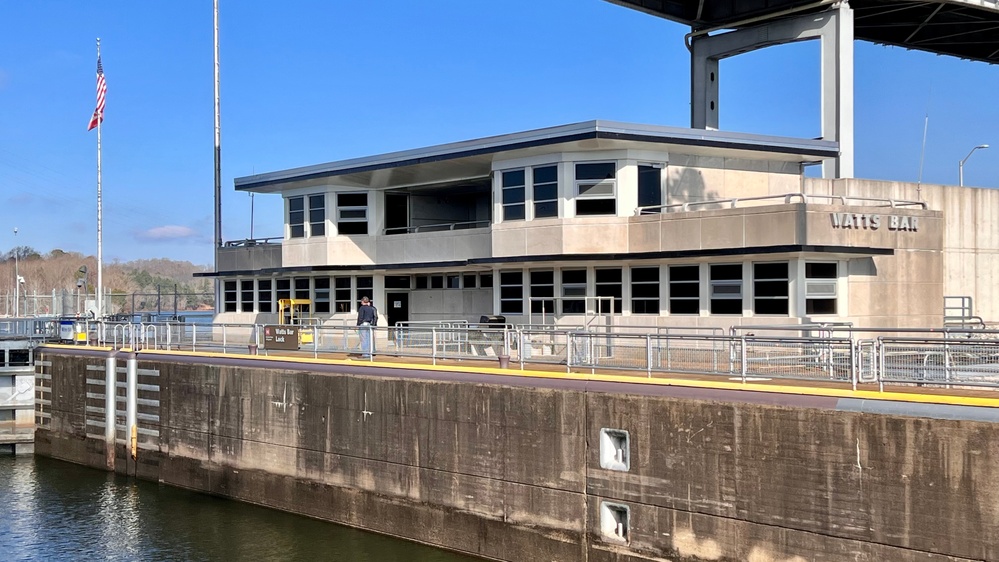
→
(384, 220, 490, 235)
(37, 321, 999, 392)
(223, 237, 282, 247)
(636, 192, 928, 215)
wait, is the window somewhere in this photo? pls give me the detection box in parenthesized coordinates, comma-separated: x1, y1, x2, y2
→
(463, 274, 477, 288)
(314, 277, 331, 313)
(575, 162, 616, 216)
(289, 195, 327, 238)
(309, 194, 326, 236)
(335, 277, 352, 312)
(223, 280, 237, 312)
(669, 265, 699, 315)
(500, 271, 523, 314)
(337, 193, 368, 235)
(415, 275, 429, 290)
(288, 197, 305, 238)
(294, 277, 310, 300)
(257, 279, 273, 313)
(240, 280, 254, 312)
(430, 275, 444, 289)
(356, 276, 373, 302)
(638, 165, 662, 210)
(631, 267, 660, 314)
(480, 273, 493, 288)
(753, 262, 789, 315)
(447, 274, 461, 289)
(806, 262, 838, 315)
(533, 165, 558, 218)
(561, 269, 587, 314)
(710, 264, 743, 315)
(385, 275, 411, 289)
(530, 270, 555, 314)
(276, 278, 291, 302)
(294, 278, 311, 313)
(502, 169, 526, 221)
(595, 268, 622, 313)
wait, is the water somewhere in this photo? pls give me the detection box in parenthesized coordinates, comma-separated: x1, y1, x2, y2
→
(0, 456, 480, 562)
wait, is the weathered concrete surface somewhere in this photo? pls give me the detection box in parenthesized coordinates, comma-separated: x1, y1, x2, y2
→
(35, 351, 999, 561)
(585, 395, 997, 561)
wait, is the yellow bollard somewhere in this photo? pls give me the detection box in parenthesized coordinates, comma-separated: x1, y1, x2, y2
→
(130, 425, 138, 461)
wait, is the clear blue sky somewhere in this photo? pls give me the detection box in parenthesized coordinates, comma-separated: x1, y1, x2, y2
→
(1, 1, 996, 266)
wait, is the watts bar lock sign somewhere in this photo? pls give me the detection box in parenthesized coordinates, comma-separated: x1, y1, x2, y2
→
(263, 325, 299, 350)
(830, 213, 919, 231)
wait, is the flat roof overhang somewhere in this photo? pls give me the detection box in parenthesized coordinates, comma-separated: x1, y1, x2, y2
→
(234, 120, 839, 194)
(195, 244, 891, 278)
(606, 0, 999, 64)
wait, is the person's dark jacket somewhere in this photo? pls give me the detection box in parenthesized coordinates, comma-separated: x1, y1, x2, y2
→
(356, 304, 377, 326)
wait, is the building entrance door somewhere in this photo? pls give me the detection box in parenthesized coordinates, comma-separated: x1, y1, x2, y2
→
(385, 292, 409, 328)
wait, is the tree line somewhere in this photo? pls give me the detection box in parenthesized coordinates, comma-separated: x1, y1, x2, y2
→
(0, 247, 214, 313)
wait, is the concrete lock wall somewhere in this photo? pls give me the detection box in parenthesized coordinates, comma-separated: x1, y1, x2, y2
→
(34, 350, 999, 561)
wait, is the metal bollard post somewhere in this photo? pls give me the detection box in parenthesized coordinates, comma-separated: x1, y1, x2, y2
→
(126, 354, 138, 462)
(646, 335, 653, 378)
(104, 352, 117, 469)
(740, 336, 748, 384)
(432, 328, 438, 366)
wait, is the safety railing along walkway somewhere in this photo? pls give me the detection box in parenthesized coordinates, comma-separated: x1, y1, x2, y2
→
(42, 321, 999, 393)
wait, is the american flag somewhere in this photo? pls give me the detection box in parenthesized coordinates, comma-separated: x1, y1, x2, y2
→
(87, 55, 106, 131)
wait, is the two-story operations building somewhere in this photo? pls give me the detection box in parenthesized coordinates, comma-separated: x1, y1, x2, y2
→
(207, 120, 999, 330)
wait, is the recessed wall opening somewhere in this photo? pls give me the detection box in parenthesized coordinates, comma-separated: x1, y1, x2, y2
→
(600, 501, 630, 542)
(599, 428, 630, 472)
(384, 178, 491, 234)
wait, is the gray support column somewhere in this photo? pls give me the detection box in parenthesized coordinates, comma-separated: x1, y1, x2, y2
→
(104, 352, 117, 469)
(689, 3, 855, 178)
(822, 3, 854, 179)
(690, 51, 719, 130)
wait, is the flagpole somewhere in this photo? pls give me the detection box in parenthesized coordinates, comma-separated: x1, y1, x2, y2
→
(214, 0, 222, 250)
(96, 38, 104, 319)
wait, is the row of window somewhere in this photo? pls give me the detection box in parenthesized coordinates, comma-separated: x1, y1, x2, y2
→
(222, 262, 837, 316)
(289, 193, 368, 238)
(223, 272, 501, 314)
(500, 162, 663, 221)
(496, 262, 838, 315)
(288, 162, 665, 238)
(223, 276, 373, 313)
(413, 273, 494, 290)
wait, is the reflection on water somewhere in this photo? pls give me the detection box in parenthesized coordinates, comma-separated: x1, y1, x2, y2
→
(0, 456, 479, 562)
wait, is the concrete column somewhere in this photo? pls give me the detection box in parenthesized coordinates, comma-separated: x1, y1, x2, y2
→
(689, 4, 854, 179)
(104, 352, 117, 469)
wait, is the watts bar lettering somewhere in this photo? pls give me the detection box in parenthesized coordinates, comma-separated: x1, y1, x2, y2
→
(830, 213, 918, 232)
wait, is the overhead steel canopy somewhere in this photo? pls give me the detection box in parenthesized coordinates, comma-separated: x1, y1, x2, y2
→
(607, 0, 999, 63)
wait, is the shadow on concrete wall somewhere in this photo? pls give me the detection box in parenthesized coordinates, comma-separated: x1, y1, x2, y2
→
(667, 166, 720, 209)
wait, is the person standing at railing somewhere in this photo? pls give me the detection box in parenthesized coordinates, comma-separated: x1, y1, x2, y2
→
(356, 296, 377, 358)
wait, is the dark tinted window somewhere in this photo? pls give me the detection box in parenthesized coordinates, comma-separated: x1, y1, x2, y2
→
(576, 199, 615, 216)
(638, 165, 662, 208)
(575, 162, 615, 180)
(337, 193, 367, 207)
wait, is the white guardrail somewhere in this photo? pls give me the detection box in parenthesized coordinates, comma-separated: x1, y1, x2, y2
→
(35, 321, 999, 392)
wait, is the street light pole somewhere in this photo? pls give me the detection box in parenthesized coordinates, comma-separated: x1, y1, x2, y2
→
(959, 144, 989, 187)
